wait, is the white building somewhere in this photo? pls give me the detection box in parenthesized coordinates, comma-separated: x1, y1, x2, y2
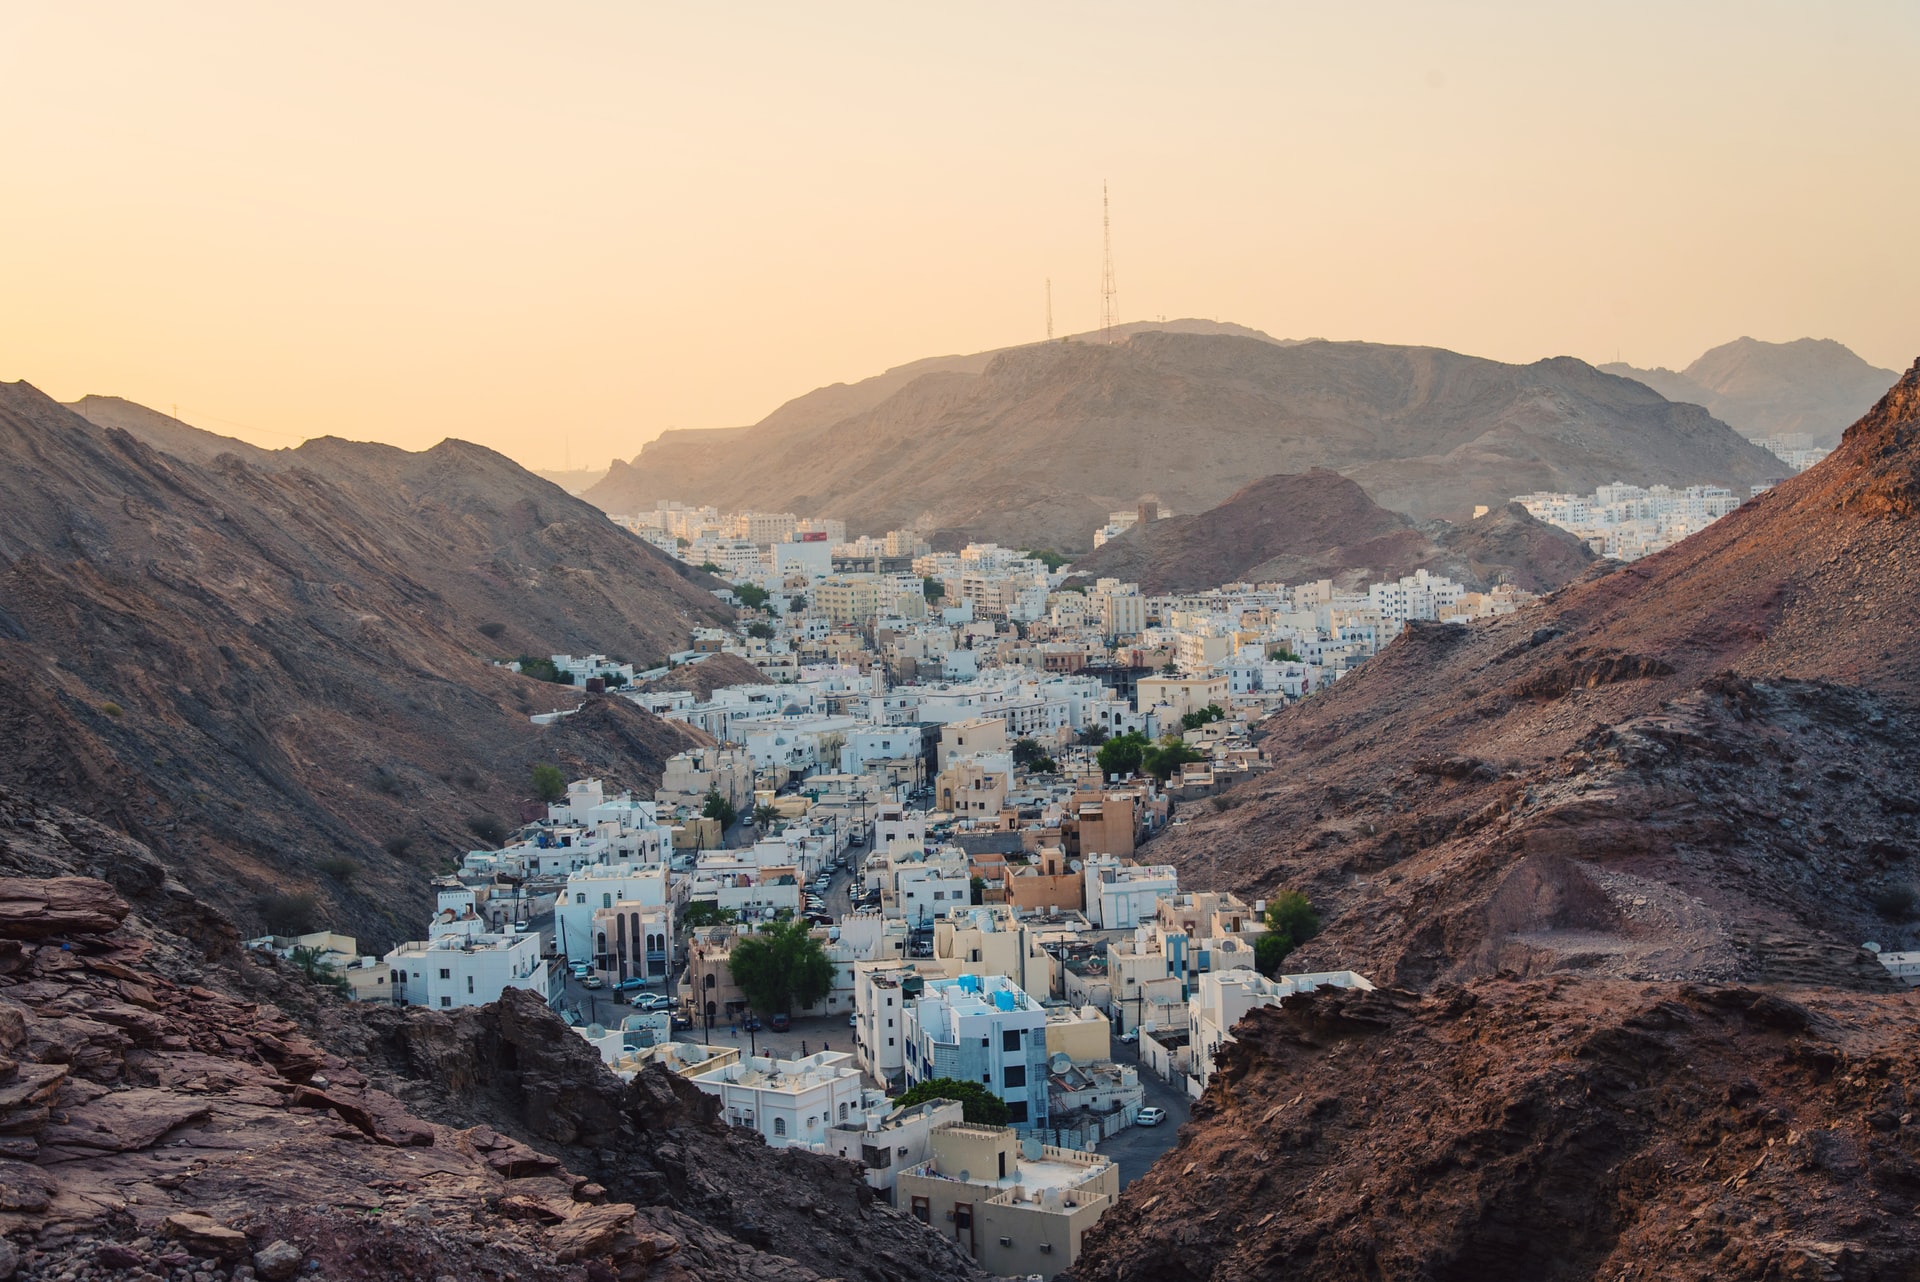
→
(1083, 855, 1178, 929)
(826, 1098, 967, 1201)
(557, 863, 670, 967)
(384, 933, 550, 1011)
(687, 1050, 882, 1150)
(903, 974, 1052, 1128)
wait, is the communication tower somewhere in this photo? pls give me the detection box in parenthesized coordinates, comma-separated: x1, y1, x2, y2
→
(1101, 181, 1117, 343)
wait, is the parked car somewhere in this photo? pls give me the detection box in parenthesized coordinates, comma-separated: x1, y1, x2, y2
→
(1136, 1106, 1167, 1127)
(614, 977, 647, 991)
(670, 1013, 692, 1030)
(769, 1013, 791, 1032)
(630, 993, 672, 1010)
(1119, 1029, 1138, 1044)
(581, 976, 604, 990)
(847, 1012, 857, 1027)
(743, 1016, 761, 1032)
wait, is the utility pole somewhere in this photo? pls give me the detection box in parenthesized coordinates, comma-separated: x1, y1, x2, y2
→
(1101, 181, 1117, 343)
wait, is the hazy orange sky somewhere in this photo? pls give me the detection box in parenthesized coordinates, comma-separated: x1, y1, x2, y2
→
(4, 3, 1916, 471)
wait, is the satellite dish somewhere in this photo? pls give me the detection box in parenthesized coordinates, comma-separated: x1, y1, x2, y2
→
(1069, 860, 1083, 873)
(585, 1023, 606, 1038)
(1021, 1136, 1044, 1161)
(956, 1170, 970, 1183)
(1048, 1052, 1071, 1075)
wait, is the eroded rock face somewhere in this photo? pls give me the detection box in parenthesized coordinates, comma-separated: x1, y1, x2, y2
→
(1070, 979, 1920, 1282)
(0, 795, 984, 1282)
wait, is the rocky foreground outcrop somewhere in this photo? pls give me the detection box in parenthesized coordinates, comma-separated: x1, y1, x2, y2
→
(0, 792, 981, 1282)
(1069, 979, 1920, 1282)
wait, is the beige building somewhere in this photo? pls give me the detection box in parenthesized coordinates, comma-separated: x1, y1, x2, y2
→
(897, 1122, 1118, 1279)
(935, 760, 1009, 820)
(1043, 1004, 1111, 1064)
(1135, 672, 1230, 722)
(1006, 847, 1087, 915)
(938, 717, 1009, 770)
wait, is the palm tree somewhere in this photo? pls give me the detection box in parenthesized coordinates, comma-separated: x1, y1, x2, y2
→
(753, 803, 782, 831)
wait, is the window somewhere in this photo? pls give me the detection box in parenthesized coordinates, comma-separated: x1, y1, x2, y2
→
(438, 968, 450, 980)
(838, 1102, 849, 1122)
(467, 976, 475, 994)
(970, 949, 981, 963)
(911, 1196, 930, 1224)
(1002, 1029, 1022, 1052)
(888, 1037, 895, 1047)
(1006, 1101, 1028, 1123)
(1004, 1065, 1025, 1088)
(575, 893, 586, 904)
(773, 1117, 786, 1138)
(602, 893, 613, 909)
(439, 996, 451, 1008)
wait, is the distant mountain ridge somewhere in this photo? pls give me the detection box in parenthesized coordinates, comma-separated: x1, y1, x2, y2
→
(1602, 336, 1898, 447)
(587, 327, 1787, 550)
(1068, 470, 1597, 594)
(5, 382, 733, 946)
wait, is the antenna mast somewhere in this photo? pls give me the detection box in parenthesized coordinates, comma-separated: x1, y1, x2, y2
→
(1046, 278, 1053, 340)
(1101, 181, 1117, 343)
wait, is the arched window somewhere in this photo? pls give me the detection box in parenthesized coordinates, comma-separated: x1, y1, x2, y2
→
(602, 893, 613, 909)
(773, 1117, 786, 1137)
(838, 1102, 849, 1122)
(704, 973, 716, 989)
(596, 932, 606, 955)
(575, 893, 586, 905)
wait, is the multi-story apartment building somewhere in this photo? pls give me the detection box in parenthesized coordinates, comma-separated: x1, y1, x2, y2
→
(896, 1122, 1117, 1278)
(903, 974, 1051, 1127)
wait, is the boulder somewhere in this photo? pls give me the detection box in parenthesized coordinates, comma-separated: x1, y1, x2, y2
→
(252, 1239, 305, 1281)
(163, 1212, 249, 1260)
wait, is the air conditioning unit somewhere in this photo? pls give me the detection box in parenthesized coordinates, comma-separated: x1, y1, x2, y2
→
(1040, 1243, 1053, 1254)
(998, 1236, 1013, 1247)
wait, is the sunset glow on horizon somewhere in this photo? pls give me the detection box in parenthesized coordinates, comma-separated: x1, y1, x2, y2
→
(3, 1, 1915, 470)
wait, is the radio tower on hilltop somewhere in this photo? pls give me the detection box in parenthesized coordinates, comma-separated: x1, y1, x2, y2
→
(1101, 181, 1117, 343)
(1046, 277, 1053, 340)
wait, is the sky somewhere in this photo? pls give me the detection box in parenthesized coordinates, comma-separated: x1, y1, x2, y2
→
(3, 2, 1916, 470)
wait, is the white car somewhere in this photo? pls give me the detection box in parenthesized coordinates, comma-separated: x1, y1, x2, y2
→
(1136, 1106, 1167, 1127)
(1119, 1029, 1138, 1044)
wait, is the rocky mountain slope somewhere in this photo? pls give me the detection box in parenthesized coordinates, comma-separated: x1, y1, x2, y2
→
(1064, 359, 1920, 1280)
(1068, 471, 1596, 593)
(0, 382, 733, 948)
(588, 330, 1786, 549)
(0, 787, 981, 1282)
(1603, 337, 1899, 448)
(1071, 979, 1920, 1282)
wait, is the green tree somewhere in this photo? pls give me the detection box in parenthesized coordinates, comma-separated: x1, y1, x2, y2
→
(1011, 738, 1046, 768)
(682, 901, 737, 930)
(970, 875, 986, 906)
(1021, 548, 1068, 571)
(923, 576, 946, 602)
(1179, 704, 1225, 731)
(531, 764, 567, 804)
(734, 582, 771, 609)
(727, 917, 834, 1015)
(1269, 646, 1302, 663)
(289, 944, 349, 994)
(699, 561, 721, 573)
(1141, 735, 1204, 782)
(1032, 756, 1056, 774)
(1097, 731, 1151, 778)
(514, 655, 567, 684)
(702, 789, 738, 829)
(747, 621, 775, 640)
(892, 1078, 1010, 1127)
(467, 814, 509, 847)
(753, 803, 781, 830)
(1255, 891, 1322, 976)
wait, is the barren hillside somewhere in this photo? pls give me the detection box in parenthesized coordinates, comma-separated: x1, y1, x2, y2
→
(1604, 337, 1899, 447)
(1069, 471, 1596, 593)
(0, 381, 733, 946)
(589, 330, 1786, 550)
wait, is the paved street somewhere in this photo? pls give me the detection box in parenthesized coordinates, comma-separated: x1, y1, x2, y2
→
(1096, 1033, 1193, 1186)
